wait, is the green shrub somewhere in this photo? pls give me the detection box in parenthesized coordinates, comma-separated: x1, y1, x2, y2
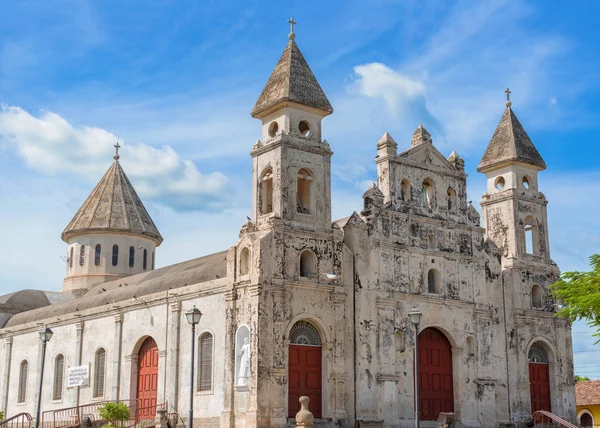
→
(99, 402, 130, 428)
(0, 410, 4, 421)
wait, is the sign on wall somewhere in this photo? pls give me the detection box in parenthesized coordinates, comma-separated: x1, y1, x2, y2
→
(67, 364, 89, 388)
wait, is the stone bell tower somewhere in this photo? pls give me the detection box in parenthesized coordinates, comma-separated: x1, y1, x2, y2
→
(250, 18, 334, 232)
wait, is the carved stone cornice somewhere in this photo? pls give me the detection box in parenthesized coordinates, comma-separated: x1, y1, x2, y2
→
(224, 290, 238, 302)
(248, 284, 262, 297)
(377, 373, 401, 383)
(170, 300, 182, 312)
(270, 368, 287, 377)
(375, 298, 397, 310)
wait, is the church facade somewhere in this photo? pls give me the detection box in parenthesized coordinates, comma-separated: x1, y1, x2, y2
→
(0, 28, 576, 428)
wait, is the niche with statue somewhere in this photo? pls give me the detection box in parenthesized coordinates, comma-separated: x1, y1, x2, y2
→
(235, 325, 251, 390)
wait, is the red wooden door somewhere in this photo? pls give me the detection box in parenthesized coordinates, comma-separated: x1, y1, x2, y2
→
(418, 328, 454, 420)
(529, 362, 551, 412)
(137, 337, 159, 418)
(288, 345, 322, 418)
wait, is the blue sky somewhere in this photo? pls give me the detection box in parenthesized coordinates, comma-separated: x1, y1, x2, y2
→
(1, 0, 599, 378)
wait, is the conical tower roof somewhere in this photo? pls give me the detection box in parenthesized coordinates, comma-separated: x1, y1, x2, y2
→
(478, 105, 546, 172)
(62, 159, 163, 244)
(251, 37, 333, 118)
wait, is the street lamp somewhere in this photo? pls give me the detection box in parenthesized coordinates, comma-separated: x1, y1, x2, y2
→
(407, 307, 422, 428)
(35, 326, 54, 428)
(185, 306, 203, 428)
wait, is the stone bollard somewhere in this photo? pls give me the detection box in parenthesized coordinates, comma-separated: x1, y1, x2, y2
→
(155, 408, 169, 428)
(436, 412, 454, 428)
(295, 396, 315, 427)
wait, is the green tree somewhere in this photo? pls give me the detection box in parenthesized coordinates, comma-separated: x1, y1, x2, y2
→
(575, 375, 591, 382)
(551, 254, 600, 341)
(98, 402, 130, 428)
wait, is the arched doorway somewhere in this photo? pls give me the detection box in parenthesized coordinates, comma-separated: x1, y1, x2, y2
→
(580, 412, 593, 427)
(137, 337, 159, 419)
(418, 328, 454, 420)
(529, 343, 551, 412)
(288, 321, 322, 418)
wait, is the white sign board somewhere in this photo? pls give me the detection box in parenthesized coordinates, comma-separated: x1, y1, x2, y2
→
(67, 365, 89, 388)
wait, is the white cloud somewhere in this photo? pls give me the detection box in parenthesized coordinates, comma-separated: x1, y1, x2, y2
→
(0, 105, 230, 212)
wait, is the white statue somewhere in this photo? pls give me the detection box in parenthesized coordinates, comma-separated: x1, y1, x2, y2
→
(237, 337, 250, 385)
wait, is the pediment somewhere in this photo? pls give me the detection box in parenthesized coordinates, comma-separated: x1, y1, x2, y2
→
(398, 143, 455, 170)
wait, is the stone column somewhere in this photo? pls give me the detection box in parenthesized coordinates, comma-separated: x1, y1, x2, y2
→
(1, 336, 13, 413)
(112, 313, 123, 401)
(220, 289, 237, 428)
(75, 319, 84, 407)
(167, 300, 181, 414)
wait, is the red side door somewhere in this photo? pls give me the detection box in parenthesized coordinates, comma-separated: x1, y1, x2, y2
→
(529, 362, 551, 412)
(137, 337, 159, 418)
(418, 328, 454, 420)
(288, 345, 322, 418)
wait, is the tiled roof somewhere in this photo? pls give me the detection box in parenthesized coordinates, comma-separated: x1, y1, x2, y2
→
(477, 106, 546, 172)
(251, 39, 333, 117)
(62, 160, 162, 244)
(576, 380, 600, 406)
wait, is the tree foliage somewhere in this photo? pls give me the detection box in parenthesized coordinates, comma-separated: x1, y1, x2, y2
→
(551, 254, 600, 341)
(575, 375, 591, 382)
(99, 402, 130, 428)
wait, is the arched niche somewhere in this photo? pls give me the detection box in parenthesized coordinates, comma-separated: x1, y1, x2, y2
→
(235, 325, 251, 388)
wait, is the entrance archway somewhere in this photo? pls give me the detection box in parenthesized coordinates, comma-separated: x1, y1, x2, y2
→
(137, 337, 159, 418)
(528, 343, 551, 412)
(580, 412, 593, 427)
(418, 328, 454, 420)
(288, 321, 322, 418)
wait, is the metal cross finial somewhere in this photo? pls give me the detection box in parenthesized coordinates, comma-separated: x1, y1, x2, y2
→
(114, 139, 121, 160)
(288, 17, 297, 40)
(505, 88, 512, 107)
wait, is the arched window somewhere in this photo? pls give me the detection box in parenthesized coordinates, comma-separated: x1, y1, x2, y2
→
(151, 251, 155, 270)
(495, 176, 505, 191)
(197, 332, 213, 392)
(401, 179, 411, 202)
(18, 360, 28, 403)
(79, 245, 86, 266)
(524, 216, 538, 255)
(580, 412, 593, 427)
(298, 120, 311, 137)
(94, 244, 102, 266)
(421, 179, 434, 209)
(260, 168, 273, 215)
(69, 247, 74, 269)
(290, 320, 321, 345)
(447, 187, 456, 211)
(112, 245, 119, 266)
(53, 354, 65, 400)
(428, 268, 441, 294)
(143, 249, 148, 270)
(268, 121, 279, 138)
(531, 284, 544, 308)
(528, 343, 548, 363)
(297, 169, 313, 214)
(93, 348, 106, 398)
(240, 247, 250, 275)
(300, 250, 317, 278)
(428, 234, 436, 249)
(129, 246, 135, 268)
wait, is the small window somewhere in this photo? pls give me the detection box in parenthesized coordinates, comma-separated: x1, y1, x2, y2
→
(427, 268, 441, 294)
(151, 251, 155, 270)
(79, 245, 85, 266)
(421, 179, 434, 209)
(112, 245, 119, 266)
(69, 247, 74, 269)
(94, 348, 106, 398)
(143, 249, 148, 270)
(260, 168, 273, 215)
(94, 244, 101, 266)
(197, 333, 213, 392)
(300, 250, 317, 278)
(522, 176, 531, 189)
(297, 169, 313, 214)
(53, 354, 65, 401)
(268, 121, 279, 138)
(524, 216, 538, 255)
(531, 284, 543, 308)
(401, 179, 411, 202)
(129, 246, 135, 268)
(240, 247, 250, 275)
(298, 120, 311, 137)
(447, 187, 456, 211)
(495, 176, 505, 190)
(18, 360, 28, 403)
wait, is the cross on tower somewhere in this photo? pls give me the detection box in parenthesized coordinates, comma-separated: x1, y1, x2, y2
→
(114, 140, 121, 160)
(288, 17, 296, 40)
(505, 88, 511, 101)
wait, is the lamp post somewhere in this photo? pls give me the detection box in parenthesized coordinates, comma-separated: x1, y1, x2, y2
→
(35, 326, 54, 428)
(185, 306, 203, 428)
(407, 307, 422, 428)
